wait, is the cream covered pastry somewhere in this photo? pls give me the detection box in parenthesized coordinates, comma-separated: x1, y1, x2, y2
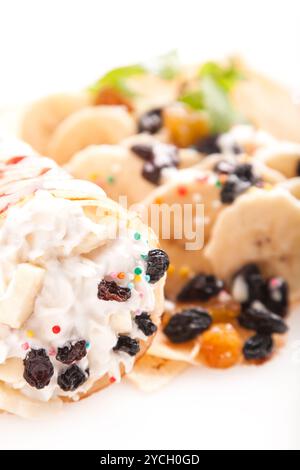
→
(0, 139, 167, 417)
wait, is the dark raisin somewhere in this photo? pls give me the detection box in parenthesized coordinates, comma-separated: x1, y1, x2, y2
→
(234, 163, 258, 184)
(296, 160, 300, 176)
(164, 308, 212, 343)
(192, 134, 221, 154)
(98, 280, 131, 302)
(23, 349, 54, 390)
(243, 334, 274, 360)
(265, 277, 289, 317)
(130, 144, 153, 161)
(57, 364, 87, 392)
(177, 274, 224, 302)
(220, 174, 251, 204)
(238, 305, 288, 335)
(142, 162, 162, 185)
(232, 264, 267, 306)
(131, 143, 178, 185)
(135, 312, 157, 336)
(113, 335, 140, 356)
(146, 249, 169, 283)
(56, 340, 87, 365)
(138, 108, 162, 134)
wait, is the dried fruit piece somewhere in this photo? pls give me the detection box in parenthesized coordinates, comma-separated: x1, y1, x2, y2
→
(217, 163, 260, 204)
(232, 264, 266, 306)
(56, 340, 87, 365)
(113, 335, 140, 356)
(97, 280, 131, 302)
(146, 249, 170, 284)
(163, 308, 212, 344)
(220, 174, 252, 204)
(177, 274, 224, 302)
(164, 103, 210, 147)
(138, 108, 163, 134)
(243, 334, 273, 361)
(57, 364, 87, 392)
(265, 277, 289, 317)
(23, 349, 54, 390)
(135, 312, 157, 336)
(94, 87, 133, 111)
(201, 323, 242, 369)
(238, 304, 288, 335)
(193, 134, 221, 154)
(131, 143, 179, 185)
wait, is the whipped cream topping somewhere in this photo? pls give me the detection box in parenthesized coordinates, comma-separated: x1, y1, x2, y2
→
(0, 141, 159, 402)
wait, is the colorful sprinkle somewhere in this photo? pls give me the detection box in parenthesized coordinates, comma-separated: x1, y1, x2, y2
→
(48, 347, 56, 356)
(134, 267, 143, 275)
(145, 275, 151, 283)
(270, 278, 280, 288)
(167, 264, 175, 275)
(89, 173, 99, 182)
(109, 376, 116, 384)
(52, 325, 61, 335)
(86, 341, 91, 349)
(128, 283, 134, 290)
(22, 342, 29, 351)
(117, 272, 126, 280)
(26, 330, 34, 338)
(107, 176, 115, 185)
(178, 186, 188, 197)
(134, 232, 141, 241)
(264, 183, 273, 191)
(141, 254, 148, 261)
(179, 266, 190, 278)
(134, 275, 142, 283)
(154, 197, 163, 205)
(215, 180, 222, 189)
(110, 272, 118, 279)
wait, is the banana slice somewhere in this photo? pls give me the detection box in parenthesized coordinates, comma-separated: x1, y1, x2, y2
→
(0, 358, 23, 384)
(255, 142, 300, 179)
(47, 106, 136, 164)
(21, 92, 91, 155)
(205, 188, 300, 298)
(0, 264, 45, 329)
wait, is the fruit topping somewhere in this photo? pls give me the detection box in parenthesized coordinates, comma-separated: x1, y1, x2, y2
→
(146, 249, 170, 283)
(98, 280, 131, 302)
(138, 108, 163, 134)
(243, 334, 273, 361)
(113, 335, 140, 356)
(163, 308, 212, 343)
(192, 134, 221, 154)
(232, 264, 266, 306)
(131, 143, 179, 185)
(215, 162, 260, 204)
(232, 264, 289, 317)
(163, 103, 210, 147)
(238, 304, 288, 335)
(57, 364, 88, 392)
(201, 323, 242, 368)
(56, 340, 87, 365)
(177, 274, 224, 302)
(23, 349, 54, 390)
(135, 312, 157, 336)
(266, 277, 289, 317)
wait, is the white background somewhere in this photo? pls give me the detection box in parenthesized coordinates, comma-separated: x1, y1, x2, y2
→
(0, 0, 299, 450)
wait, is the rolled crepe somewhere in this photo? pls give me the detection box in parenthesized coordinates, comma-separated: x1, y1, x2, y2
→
(0, 138, 166, 418)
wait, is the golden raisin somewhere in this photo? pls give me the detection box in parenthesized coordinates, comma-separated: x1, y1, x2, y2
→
(163, 103, 210, 147)
(200, 323, 242, 369)
(94, 87, 134, 111)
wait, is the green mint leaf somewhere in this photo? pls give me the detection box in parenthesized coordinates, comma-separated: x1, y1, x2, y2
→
(199, 60, 244, 93)
(179, 90, 204, 110)
(201, 75, 240, 133)
(89, 64, 146, 97)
